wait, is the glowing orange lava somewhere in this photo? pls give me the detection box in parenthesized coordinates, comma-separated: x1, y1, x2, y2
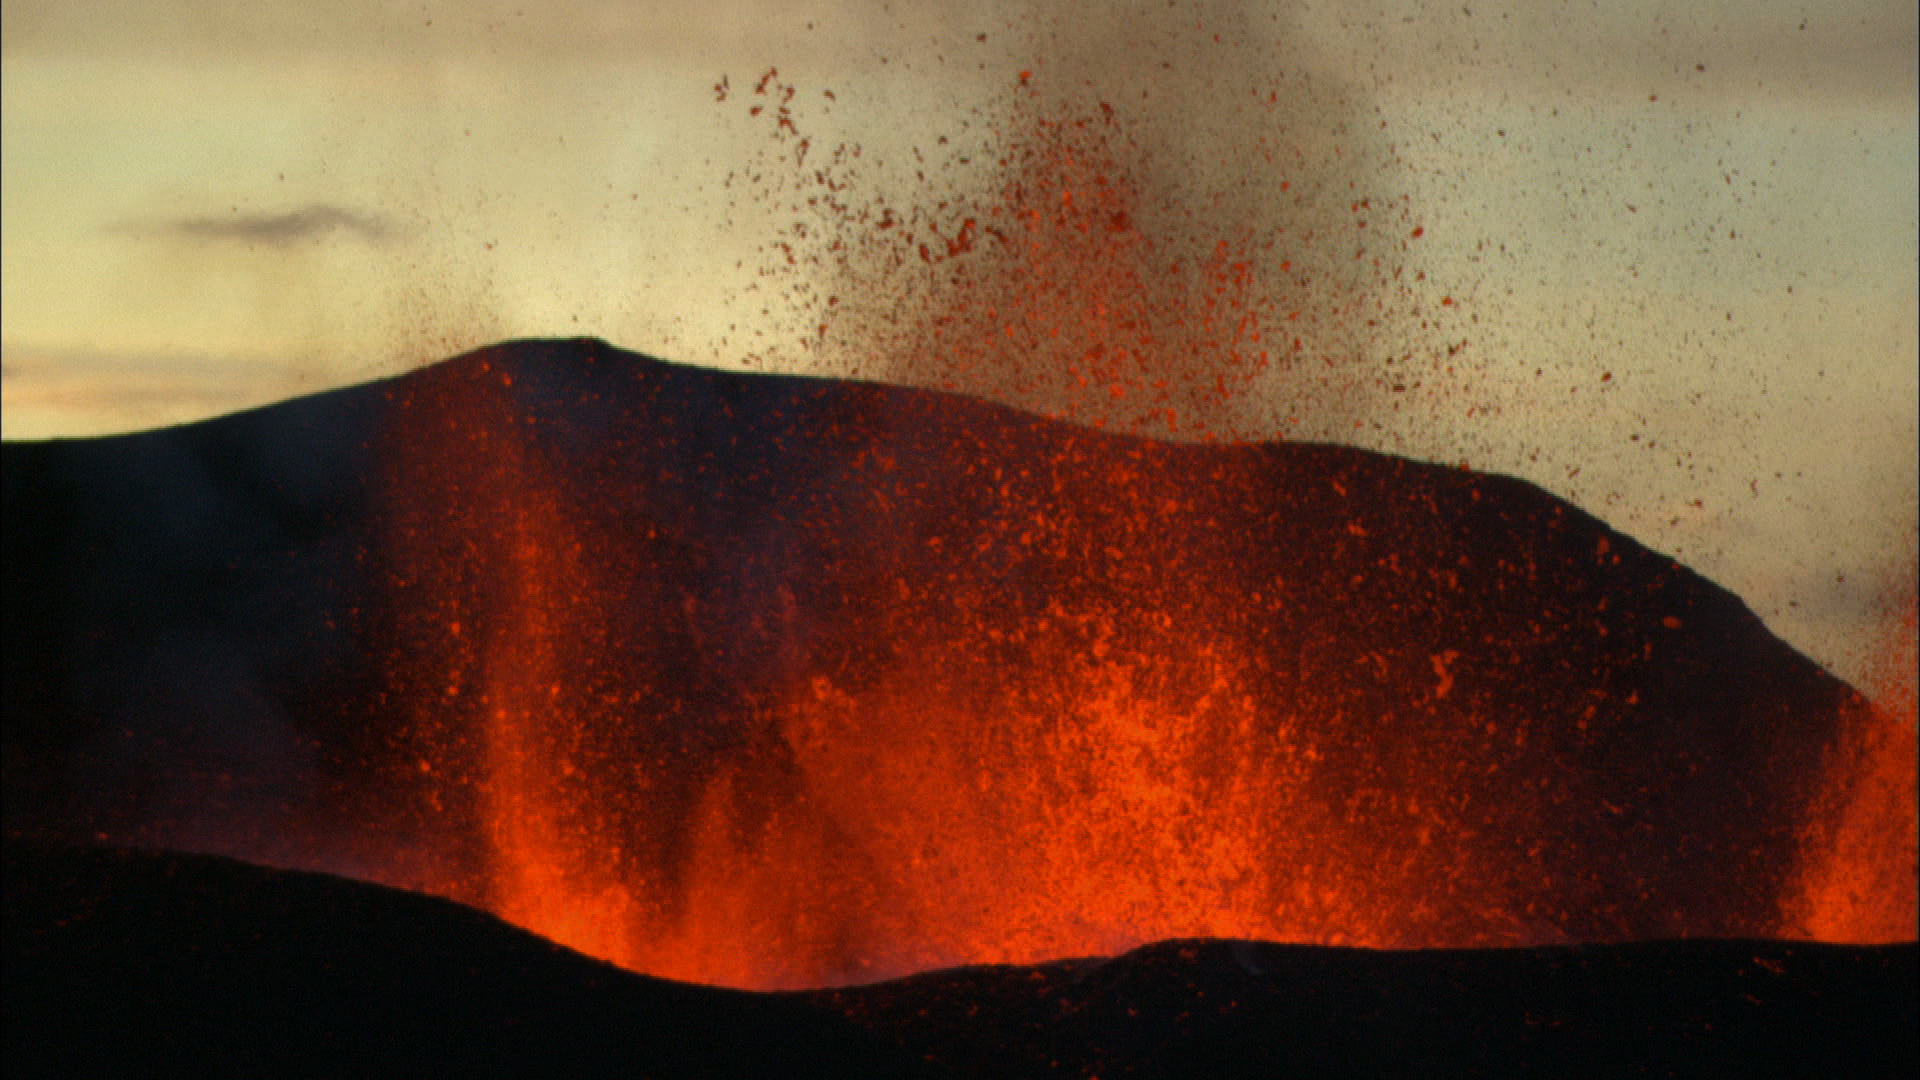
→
(366, 345, 1914, 989)
(726, 65, 1457, 442)
(355, 61, 1913, 990)
(1791, 579, 1919, 943)
(376, 380, 1505, 987)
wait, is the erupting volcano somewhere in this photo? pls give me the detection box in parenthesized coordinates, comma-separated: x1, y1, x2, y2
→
(5, 335, 1914, 996)
(348, 339, 1908, 990)
(4, 14, 1915, 1073)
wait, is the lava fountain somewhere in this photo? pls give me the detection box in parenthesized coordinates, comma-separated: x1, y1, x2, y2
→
(348, 48, 1912, 990)
(0, 6, 1909, 1004)
(362, 337, 1911, 990)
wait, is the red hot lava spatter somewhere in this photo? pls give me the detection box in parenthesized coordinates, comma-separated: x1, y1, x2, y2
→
(355, 61, 1911, 990)
(373, 355, 1422, 987)
(1791, 575, 1920, 943)
(721, 65, 1468, 443)
(370, 347, 1912, 991)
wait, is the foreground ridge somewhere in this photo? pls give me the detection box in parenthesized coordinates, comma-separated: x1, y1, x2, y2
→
(7, 845, 1916, 1079)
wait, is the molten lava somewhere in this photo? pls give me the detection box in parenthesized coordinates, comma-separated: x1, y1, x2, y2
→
(1790, 582, 1920, 943)
(351, 64, 1913, 991)
(378, 363, 1404, 987)
(726, 66, 1457, 442)
(363, 338, 1912, 990)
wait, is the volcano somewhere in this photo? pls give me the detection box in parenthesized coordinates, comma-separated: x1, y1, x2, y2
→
(4, 338, 1914, 1068)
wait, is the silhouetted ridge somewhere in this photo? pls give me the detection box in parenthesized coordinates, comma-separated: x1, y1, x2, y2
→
(7, 844, 1913, 1079)
(2, 338, 1884, 974)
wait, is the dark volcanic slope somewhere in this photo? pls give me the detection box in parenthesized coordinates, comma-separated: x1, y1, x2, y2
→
(1, 337, 1882, 962)
(828, 937, 1920, 1079)
(2, 844, 920, 1080)
(7, 845, 1914, 1080)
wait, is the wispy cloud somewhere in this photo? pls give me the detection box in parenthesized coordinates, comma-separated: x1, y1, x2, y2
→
(121, 204, 401, 247)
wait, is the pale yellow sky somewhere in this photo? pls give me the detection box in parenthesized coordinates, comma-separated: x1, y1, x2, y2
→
(2, 0, 1915, 692)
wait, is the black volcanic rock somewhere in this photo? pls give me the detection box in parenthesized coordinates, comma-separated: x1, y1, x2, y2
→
(2, 844, 923, 1079)
(0, 337, 1886, 965)
(820, 934, 1919, 1078)
(7, 845, 1914, 1079)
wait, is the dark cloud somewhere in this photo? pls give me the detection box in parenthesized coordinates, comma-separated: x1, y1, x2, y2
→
(128, 204, 400, 247)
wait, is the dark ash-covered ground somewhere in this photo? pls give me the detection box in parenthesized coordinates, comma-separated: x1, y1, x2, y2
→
(6, 845, 1914, 1079)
